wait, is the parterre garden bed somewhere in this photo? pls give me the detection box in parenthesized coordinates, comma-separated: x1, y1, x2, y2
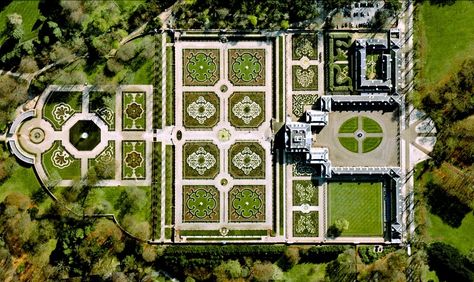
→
(89, 91, 116, 130)
(183, 142, 220, 179)
(327, 33, 353, 92)
(228, 142, 265, 179)
(183, 49, 220, 86)
(43, 91, 82, 130)
(292, 94, 319, 117)
(293, 211, 319, 237)
(122, 92, 146, 131)
(122, 141, 146, 180)
(292, 65, 318, 91)
(42, 141, 81, 180)
(292, 180, 319, 206)
(292, 34, 318, 60)
(228, 185, 265, 222)
(88, 141, 115, 180)
(229, 92, 265, 128)
(228, 49, 265, 86)
(183, 92, 220, 129)
(183, 185, 220, 222)
(328, 182, 383, 237)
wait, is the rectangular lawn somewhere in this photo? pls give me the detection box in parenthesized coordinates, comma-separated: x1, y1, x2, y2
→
(328, 182, 383, 237)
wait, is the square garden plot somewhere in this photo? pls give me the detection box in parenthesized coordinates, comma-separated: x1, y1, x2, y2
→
(183, 185, 220, 222)
(229, 92, 265, 128)
(183, 142, 220, 179)
(292, 65, 318, 91)
(292, 34, 318, 60)
(293, 211, 319, 237)
(228, 49, 265, 86)
(229, 185, 265, 222)
(228, 142, 266, 179)
(183, 49, 220, 86)
(292, 180, 319, 206)
(328, 182, 383, 237)
(183, 92, 220, 129)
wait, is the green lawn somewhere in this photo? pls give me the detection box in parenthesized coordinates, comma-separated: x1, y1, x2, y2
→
(0, 166, 40, 201)
(283, 263, 327, 282)
(338, 117, 358, 133)
(418, 1, 474, 87)
(328, 182, 383, 237)
(362, 117, 382, 133)
(338, 137, 358, 153)
(362, 137, 382, 153)
(0, 0, 40, 44)
(427, 212, 474, 254)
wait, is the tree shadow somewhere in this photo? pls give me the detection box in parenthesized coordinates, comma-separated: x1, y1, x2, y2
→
(429, 0, 457, 6)
(425, 181, 472, 227)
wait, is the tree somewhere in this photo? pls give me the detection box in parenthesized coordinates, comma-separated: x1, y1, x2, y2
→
(384, 0, 402, 16)
(18, 56, 39, 73)
(251, 261, 275, 282)
(6, 13, 23, 41)
(213, 260, 242, 281)
(427, 242, 473, 282)
(326, 249, 358, 281)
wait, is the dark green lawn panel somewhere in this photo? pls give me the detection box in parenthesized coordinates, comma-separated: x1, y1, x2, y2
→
(328, 182, 383, 237)
(362, 117, 382, 133)
(362, 137, 382, 153)
(338, 117, 358, 133)
(154, 33, 163, 129)
(152, 142, 162, 239)
(165, 145, 174, 225)
(183, 142, 220, 179)
(338, 137, 358, 153)
(278, 36, 284, 121)
(166, 46, 175, 125)
(279, 159, 285, 236)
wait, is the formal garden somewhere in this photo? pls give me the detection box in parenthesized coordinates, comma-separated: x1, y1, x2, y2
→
(338, 116, 383, 153)
(328, 182, 383, 237)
